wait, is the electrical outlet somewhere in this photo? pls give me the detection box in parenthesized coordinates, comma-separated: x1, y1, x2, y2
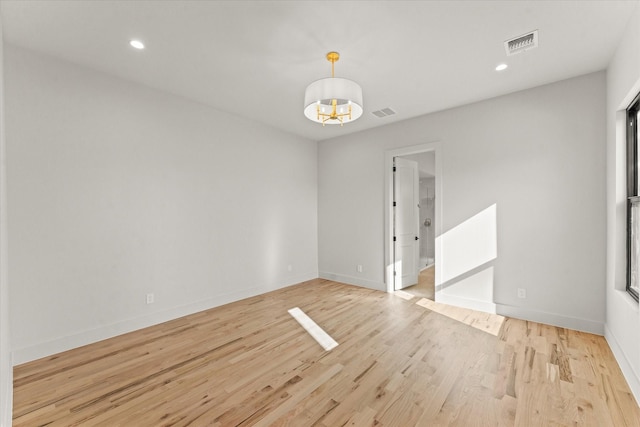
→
(517, 288, 526, 299)
(146, 293, 154, 304)
(357, 265, 363, 273)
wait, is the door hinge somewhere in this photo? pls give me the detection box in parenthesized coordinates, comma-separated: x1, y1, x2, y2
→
(393, 236, 396, 242)
(393, 270, 396, 276)
(393, 166, 396, 172)
(393, 201, 396, 207)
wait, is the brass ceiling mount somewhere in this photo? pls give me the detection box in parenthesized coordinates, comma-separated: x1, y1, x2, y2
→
(326, 51, 339, 77)
(326, 51, 340, 62)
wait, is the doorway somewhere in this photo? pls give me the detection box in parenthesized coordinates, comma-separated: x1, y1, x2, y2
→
(384, 142, 442, 299)
(393, 156, 420, 290)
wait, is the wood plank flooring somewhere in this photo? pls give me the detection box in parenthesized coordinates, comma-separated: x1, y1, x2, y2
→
(403, 266, 435, 300)
(13, 279, 640, 426)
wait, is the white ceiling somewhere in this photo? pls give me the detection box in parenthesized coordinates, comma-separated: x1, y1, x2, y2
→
(1, 0, 637, 142)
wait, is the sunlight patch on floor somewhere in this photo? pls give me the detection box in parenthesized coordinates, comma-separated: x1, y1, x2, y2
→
(393, 290, 415, 300)
(415, 297, 504, 336)
(288, 307, 338, 351)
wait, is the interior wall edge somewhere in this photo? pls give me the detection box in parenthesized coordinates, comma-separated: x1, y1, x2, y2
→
(12, 271, 318, 366)
(5, 45, 319, 365)
(318, 272, 385, 292)
(0, 6, 13, 426)
(437, 293, 497, 315)
(605, 323, 640, 405)
(497, 303, 604, 336)
(604, 2, 640, 410)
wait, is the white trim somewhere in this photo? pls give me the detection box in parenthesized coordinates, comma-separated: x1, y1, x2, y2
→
(0, 377, 10, 427)
(437, 293, 497, 314)
(384, 142, 443, 293)
(12, 287, 263, 364)
(318, 271, 384, 291)
(12, 272, 317, 365)
(605, 324, 640, 405)
(496, 303, 604, 335)
(617, 75, 640, 110)
(0, 11, 12, 425)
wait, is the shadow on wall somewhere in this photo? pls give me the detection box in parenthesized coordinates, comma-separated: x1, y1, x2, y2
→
(435, 204, 497, 313)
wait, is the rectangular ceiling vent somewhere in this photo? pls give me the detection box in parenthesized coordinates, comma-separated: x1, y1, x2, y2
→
(504, 30, 538, 56)
(372, 107, 396, 118)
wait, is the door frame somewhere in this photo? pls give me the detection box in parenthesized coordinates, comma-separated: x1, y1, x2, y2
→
(384, 142, 442, 293)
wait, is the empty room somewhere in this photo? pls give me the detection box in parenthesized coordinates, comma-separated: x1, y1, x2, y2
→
(1, 1, 640, 425)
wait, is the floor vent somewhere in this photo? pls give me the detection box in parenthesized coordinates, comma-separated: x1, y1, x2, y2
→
(372, 107, 396, 118)
(504, 30, 538, 56)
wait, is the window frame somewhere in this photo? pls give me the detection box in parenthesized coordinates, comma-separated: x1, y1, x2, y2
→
(626, 92, 640, 301)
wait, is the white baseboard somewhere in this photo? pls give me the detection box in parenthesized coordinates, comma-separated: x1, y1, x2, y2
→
(436, 293, 497, 314)
(12, 273, 317, 366)
(0, 366, 11, 427)
(318, 271, 385, 291)
(605, 324, 640, 406)
(496, 303, 604, 335)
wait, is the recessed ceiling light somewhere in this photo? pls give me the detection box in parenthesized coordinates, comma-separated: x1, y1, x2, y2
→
(129, 40, 145, 50)
(495, 63, 508, 71)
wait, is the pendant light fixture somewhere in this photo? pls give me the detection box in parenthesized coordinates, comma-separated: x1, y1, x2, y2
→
(304, 52, 363, 126)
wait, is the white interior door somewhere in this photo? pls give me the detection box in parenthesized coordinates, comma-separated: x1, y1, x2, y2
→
(394, 157, 419, 290)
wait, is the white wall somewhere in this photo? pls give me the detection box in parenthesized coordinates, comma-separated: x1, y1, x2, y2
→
(404, 151, 436, 178)
(319, 71, 606, 333)
(0, 9, 13, 427)
(605, 4, 640, 403)
(5, 46, 318, 364)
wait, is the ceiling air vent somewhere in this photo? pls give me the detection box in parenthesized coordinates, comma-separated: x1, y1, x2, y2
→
(372, 107, 396, 118)
(504, 30, 538, 56)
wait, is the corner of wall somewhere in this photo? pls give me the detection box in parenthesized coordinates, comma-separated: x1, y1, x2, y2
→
(437, 293, 497, 315)
(606, 324, 640, 405)
(12, 268, 320, 366)
(497, 304, 604, 335)
(318, 271, 385, 291)
(604, 1, 640, 408)
(0, 7, 14, 426)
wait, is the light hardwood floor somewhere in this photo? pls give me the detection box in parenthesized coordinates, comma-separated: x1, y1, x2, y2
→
(403, 266, 435, 300)
(13, 279, 640, 426)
